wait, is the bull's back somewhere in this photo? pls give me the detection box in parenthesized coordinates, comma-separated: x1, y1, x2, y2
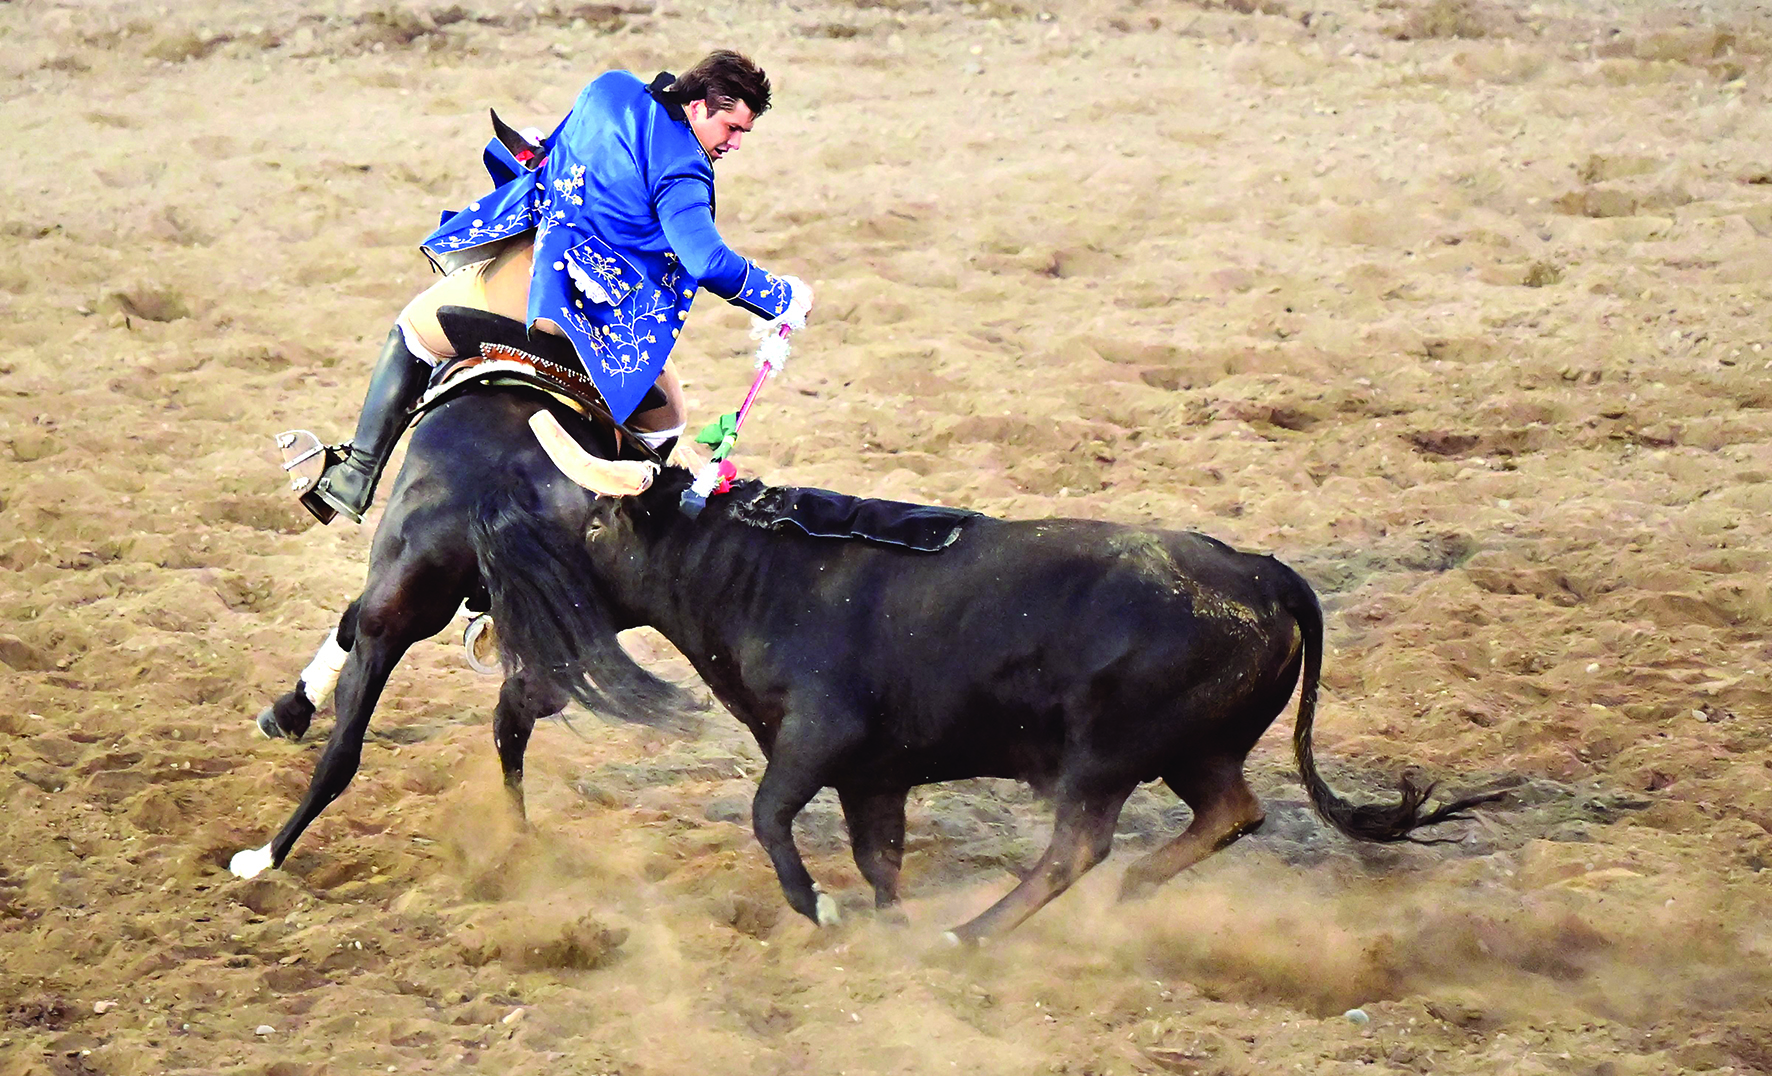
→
(850, 517, 1307, 777)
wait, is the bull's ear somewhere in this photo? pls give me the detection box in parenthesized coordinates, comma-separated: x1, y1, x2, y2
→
(585, 496, 618, 542)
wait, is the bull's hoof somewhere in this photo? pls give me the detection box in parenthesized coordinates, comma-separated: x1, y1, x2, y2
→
(814, 889, 841, 928)
(1117, 873, 1160, 904)
(941, 925, 990, 949)
(229, 843, 274, 879)
(255, 706, 285, 740)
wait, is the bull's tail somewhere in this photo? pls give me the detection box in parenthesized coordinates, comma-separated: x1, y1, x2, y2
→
(469, 487, 687, 726)
(1286, 574, 1502, 842)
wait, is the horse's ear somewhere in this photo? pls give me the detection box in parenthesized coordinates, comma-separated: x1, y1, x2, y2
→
(489, 108, 540, 157)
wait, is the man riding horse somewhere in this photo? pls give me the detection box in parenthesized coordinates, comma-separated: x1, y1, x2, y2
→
(300, 50, 811, 525)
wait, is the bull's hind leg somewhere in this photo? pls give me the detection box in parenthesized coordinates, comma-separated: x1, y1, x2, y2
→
(1117, 759, 1265, 902)
(493, 669, 568, 822)
(256, 600, 362, 741)
(838, 787, 908, 910)
(945, 781, 1135, 945)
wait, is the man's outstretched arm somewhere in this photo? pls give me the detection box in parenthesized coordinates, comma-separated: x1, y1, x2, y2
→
(655, 177, 799, 320)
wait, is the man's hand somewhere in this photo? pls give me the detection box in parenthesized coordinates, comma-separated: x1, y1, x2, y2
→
(781, 275, 813, 326)
(756, 275, 812, 336)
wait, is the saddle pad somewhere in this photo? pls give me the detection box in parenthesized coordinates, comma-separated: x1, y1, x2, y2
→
(726, 481, 979, 553)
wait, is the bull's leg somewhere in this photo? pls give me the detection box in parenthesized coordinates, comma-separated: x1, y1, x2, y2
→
(838, 787, 908, 909)
(752, 712, 866, 927)
(256, 600, 362, 741)
(944, 783, 1133, 945)
(493, 669, 568, 822)
(231, 568, 458, 879)
(1117, 761, 1265, 902)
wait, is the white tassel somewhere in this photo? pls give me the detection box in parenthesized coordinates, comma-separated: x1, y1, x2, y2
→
(750, 276, 812, 375)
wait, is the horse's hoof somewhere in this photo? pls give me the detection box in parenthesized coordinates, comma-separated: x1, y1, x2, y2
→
(815, 890, 841, 928)
(255, 706, 284, 740)
(941, 930, 963, 948)
(229, 844, 274, 879)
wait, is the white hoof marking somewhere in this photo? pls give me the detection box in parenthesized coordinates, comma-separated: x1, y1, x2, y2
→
(229, 843, 273, 879)
(941, 931, 962, 948)
(815, 890, 841, 928)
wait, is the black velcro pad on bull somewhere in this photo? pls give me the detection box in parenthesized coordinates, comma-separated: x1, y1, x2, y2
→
(725, 481, 978, 553)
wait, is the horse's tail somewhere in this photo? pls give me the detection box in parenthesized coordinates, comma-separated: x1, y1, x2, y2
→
(469, 486, 687, 726)
(1285, 570, 1503, 842)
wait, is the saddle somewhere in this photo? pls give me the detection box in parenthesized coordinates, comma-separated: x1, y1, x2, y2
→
(277, 307, 666, 500)
(415, 305, 667, 463)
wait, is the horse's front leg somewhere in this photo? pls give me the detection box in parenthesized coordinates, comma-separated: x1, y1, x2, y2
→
(231, 559, 460, 878)
(255, 600, 362, 741)
(230, 627, 412, 878)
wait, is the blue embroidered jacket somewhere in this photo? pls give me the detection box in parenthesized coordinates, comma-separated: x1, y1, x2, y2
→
(422, 71, 794, 422)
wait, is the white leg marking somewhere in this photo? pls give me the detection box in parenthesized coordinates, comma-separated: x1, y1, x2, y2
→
(229, 843, 274, 879)
(941, 931, 962, 948)
(815, 889, 841, 928)
(299, 629, 348, 709)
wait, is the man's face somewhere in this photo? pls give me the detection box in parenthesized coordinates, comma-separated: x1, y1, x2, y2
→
(687, 99, 756, 161)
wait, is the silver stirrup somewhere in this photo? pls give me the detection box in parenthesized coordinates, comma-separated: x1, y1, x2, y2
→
(275, 430, 338, 495)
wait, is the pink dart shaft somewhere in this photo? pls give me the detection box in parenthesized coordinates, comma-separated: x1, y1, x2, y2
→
(732, 327, 790, 433)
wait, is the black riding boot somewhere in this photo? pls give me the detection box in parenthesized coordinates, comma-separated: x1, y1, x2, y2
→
(301, 328, 432, 525)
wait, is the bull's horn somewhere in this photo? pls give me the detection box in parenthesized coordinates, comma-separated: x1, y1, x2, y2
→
(529, 410, 658, 496)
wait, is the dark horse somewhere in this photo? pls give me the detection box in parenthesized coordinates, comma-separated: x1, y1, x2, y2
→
(228, 315, 688, 882)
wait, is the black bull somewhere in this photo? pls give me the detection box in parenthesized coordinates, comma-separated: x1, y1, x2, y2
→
(237, 383, 1495, 942)
(478, 468, 1498, 942)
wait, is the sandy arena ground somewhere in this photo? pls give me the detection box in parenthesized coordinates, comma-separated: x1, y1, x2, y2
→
(3, 0, 1772, 1072)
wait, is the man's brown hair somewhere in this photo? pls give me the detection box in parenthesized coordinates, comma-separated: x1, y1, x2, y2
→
(668, 50, 771, 116)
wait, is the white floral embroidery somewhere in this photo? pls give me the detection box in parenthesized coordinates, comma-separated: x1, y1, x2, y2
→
(744, 266, 790, 310)
(430, 197, 536, 251)
(559, 262, 687, 381)
(552, 164, 586, 207)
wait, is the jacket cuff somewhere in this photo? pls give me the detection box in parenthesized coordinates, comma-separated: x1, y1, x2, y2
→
(715, 262, 796, 320)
